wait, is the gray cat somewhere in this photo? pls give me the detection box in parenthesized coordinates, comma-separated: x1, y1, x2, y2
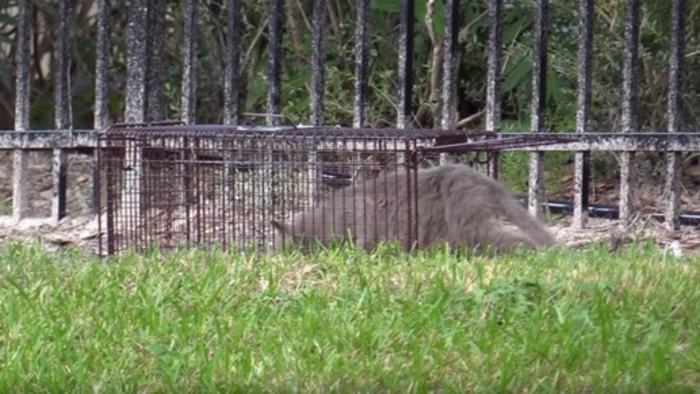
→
(270, 163, 557, 254)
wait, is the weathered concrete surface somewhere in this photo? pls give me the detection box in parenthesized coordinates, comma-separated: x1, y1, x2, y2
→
(0, 215, 101, 255)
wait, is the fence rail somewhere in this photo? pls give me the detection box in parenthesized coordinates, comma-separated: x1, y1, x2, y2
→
(0, 0, 695, 238)
(4, 130, 700, 152)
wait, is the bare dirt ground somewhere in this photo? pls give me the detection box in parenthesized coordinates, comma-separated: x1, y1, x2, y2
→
(0, 151, 699, 257)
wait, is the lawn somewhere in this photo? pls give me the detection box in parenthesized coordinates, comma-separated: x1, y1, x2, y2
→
(1, 241, 699, 392)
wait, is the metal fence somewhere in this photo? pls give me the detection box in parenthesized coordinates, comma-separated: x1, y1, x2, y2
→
(0, 0, 697, 236)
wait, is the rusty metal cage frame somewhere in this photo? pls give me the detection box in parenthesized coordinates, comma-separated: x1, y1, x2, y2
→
(97, 123, 575, 255)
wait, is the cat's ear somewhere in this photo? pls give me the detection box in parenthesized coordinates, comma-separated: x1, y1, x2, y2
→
(270, 220, 288, 234)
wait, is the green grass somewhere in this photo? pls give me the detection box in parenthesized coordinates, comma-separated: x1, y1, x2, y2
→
(1, 241, 699, 392)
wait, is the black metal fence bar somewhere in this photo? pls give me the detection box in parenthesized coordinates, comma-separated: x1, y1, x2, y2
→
(664, 0, 686, 231)
(54, 0, 72, 131)
(573, 0, 594, 229)
(263, 0, 284, 215)
(440, 0, 458, 130)
(122, 0, 150, 244)
(311, 0, 327, 126)
(353, 0, 371, 128)
(527, 0, 549, 218)
(223, 0, 242, 215)
(619, 0, 641, 229)
(397, 0, 415, 129)
(52, 0, 72, 223)
(92, 0, 112, 217)
(180, 0, 199, 225)
(181, 0, 198, 125)
(267, 0, 283, 126)
(485, 0, 503, 178)
(308, 0, 328, 204)
(147, 0, 167, 121)
(125, 0, 148, 124)
(224, 0, 242, 125)
(12, 0, 31, 221)
(94, 0, 111, 131)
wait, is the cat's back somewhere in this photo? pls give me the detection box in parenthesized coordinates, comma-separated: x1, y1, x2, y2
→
(321, 163, 493, 211)
(416, 163, 492, 192)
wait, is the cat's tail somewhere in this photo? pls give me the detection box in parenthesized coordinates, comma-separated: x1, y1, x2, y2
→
(496, 193, 557, 248)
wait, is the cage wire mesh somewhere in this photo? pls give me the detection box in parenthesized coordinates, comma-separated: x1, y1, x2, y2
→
(97, 124, 567, 255)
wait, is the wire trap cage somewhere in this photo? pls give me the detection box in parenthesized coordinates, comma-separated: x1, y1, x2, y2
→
(97, 123, 571, 255)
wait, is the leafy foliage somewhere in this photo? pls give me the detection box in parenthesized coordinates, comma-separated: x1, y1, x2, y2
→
(1, 0, 698, 130)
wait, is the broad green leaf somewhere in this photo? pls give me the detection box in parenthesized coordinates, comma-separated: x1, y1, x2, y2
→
(502, 57, 532, 93)
(371, 0, 400, 13)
